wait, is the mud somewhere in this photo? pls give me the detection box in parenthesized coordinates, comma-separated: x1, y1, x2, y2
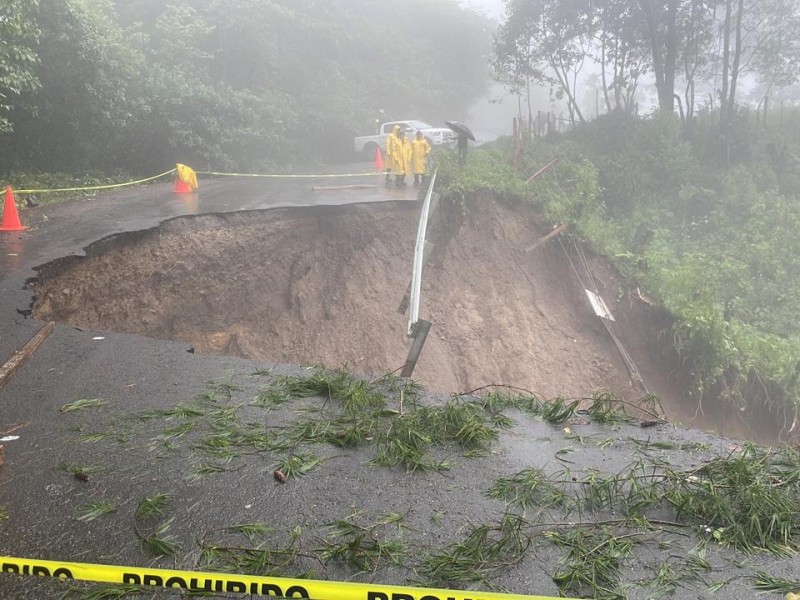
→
(27, 196, 783, 442)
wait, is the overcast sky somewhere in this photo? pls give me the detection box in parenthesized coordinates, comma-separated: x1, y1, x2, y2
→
(460, 0, 505, 19)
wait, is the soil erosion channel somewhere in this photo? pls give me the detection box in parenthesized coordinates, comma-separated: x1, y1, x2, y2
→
(31, 198, 696, 428)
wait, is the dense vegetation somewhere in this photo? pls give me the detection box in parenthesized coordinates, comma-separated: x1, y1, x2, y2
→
(437, 106, 800, 425)
(472, 0, 800, 423)
(0, 0, 491, 175)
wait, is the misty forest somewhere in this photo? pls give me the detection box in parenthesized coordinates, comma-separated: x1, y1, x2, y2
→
(3, 0, 800, 429)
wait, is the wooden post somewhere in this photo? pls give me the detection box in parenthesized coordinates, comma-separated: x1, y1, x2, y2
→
(0, 322, 56, 388)
(401, 319, 431, 378)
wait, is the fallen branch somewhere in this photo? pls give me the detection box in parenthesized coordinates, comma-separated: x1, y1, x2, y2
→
(0, 322, 56, 388)
(0, 421, 30, 436)
(525, 158, 559, 184)
(524, 223, 568, 254)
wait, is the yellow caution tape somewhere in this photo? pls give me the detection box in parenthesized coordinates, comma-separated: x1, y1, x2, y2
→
(197, 170, 379, 178)
(12, 166, 382, 196)
(15, 168, 177, 195)
(0, 555, 568, 599)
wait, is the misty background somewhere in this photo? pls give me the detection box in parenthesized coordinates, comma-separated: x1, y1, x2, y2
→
(1, 0, 799, 179)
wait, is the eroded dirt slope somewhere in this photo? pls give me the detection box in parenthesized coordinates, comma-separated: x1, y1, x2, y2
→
(30, 198, 653, 407)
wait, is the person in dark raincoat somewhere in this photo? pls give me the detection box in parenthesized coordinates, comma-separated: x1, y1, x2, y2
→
(457, 132, 469, 165)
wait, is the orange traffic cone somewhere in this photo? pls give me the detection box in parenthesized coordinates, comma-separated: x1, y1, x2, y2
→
(173, 175, 193, 194)
(0, 186, 25, 232)
(374, 147, 384, 171)
(173, 163, 198, 194)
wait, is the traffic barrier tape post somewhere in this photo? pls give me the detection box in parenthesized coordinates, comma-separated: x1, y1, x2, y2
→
(0, 555, 571, 600)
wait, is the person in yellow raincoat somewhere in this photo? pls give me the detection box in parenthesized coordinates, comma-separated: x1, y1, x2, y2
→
(384, 125, 400, 186)
(393, 129, 413, 187)
(411, 131, 432, 186)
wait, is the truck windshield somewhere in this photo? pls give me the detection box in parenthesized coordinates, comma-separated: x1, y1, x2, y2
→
(404, 121, 432, 130)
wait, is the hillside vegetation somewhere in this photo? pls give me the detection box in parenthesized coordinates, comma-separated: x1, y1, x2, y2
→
(0, 0, 490, 174)
(437, 107, 800, 431)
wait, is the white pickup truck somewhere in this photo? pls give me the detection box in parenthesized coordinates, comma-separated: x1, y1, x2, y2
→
(354, 120, 456, 158)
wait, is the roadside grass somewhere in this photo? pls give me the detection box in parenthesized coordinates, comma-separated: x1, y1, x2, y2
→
(52, 368, 800, 598)
(275, 451, 322, 479)
(319, 511, 408, 573)
(419, 512, 530, 586)
(753, 572, 800, 594)
(198, 523, 307, 577)
(547, 526, 637, 600)
(138, 518, 181, 557)
(59, 583, 147, 599)
(60, 398, 107, 413)
(135, 493, 173, 519)
(6, 171, 135, 208)
(134, 495, 180, 558)
(76, 501, 116, 522)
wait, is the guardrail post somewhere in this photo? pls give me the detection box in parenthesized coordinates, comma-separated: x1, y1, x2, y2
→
(401, 319, 432, 378)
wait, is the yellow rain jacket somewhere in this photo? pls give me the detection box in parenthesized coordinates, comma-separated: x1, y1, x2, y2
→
(385, 126, 400, 172)
(411, 137, 432, 175)
(395, 135, 413, 175)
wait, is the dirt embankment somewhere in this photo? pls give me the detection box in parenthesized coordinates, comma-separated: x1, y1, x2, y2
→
(28, 196, 785, 443)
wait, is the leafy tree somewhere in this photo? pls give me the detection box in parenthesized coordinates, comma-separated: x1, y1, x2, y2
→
(494, 0, 592, 125)
(676, 0, 716, 128)
(2, 0, 146, 171)
(0, 0, 40, 132)
(0, 0, 492, 172)
(594, 0, 648, 115)
(638, 0, 680, 114)
(714, 0, 800, 131)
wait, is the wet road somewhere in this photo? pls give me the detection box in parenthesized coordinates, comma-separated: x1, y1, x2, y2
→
(0, 165, 433, 597)
(0, 166, 417, 278)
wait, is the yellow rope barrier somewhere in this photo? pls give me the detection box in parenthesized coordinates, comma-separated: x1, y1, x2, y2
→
(15, 168, 177, 195)
(11, 166, 381, 196)
(196, 170, 378, 178)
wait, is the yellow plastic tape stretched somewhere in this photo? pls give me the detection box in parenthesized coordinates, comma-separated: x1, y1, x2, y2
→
(0, 555, 568, 599)
(15, 168, 177, 195)
(197, 170, 378, 178)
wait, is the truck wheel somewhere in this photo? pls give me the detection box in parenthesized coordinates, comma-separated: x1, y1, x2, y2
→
(364, 142, 380, 161)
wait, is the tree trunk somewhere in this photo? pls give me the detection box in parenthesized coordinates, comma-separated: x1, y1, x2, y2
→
(600, 33, 613, 113)
(551, 56, 586, 124)
(726, 0, 745, 127)
(640, 0, 678, 114)
(720, 0, 732, 128)
(662, 0, 679, 113)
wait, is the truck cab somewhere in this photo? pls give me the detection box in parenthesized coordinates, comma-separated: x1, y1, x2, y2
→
(354, 120, 456, 158)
